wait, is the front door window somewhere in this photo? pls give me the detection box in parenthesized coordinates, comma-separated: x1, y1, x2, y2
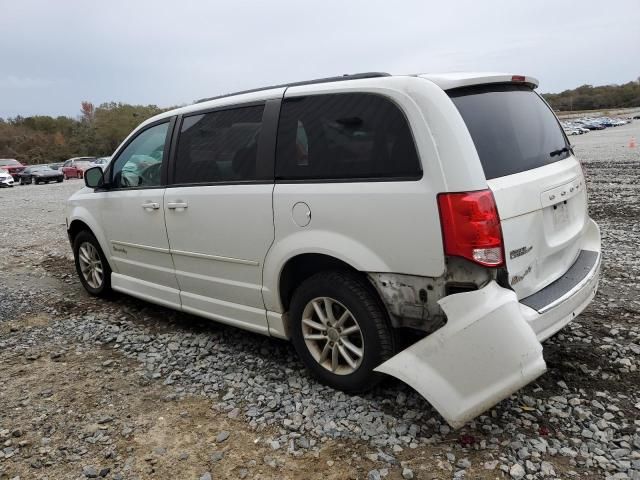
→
(111, 122, 169, 188)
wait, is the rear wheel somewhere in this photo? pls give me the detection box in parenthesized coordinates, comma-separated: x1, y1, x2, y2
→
(57, 177, 63, 182)
(73, 230, 112, 297)
(290, 270, 395, 392)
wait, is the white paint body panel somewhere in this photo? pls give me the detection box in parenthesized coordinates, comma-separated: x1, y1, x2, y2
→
(488, 157, 589, 299)
(100, 188, 181, 306)
(163, 185, 274, 332)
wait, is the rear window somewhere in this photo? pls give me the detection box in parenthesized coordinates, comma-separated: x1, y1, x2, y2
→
(276, 93, 421, 181)
(449, 84, 570, 180)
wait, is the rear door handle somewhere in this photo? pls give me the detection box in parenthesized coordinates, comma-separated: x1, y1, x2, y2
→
(167, 202, 188, 210)
(141, 202, 160, 210)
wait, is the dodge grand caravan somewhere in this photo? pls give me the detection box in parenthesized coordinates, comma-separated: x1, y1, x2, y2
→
(67, 72, 601, 427)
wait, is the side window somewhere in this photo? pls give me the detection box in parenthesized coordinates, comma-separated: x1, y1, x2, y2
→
(174, 105, 265, 184)
(276, 93, 421, 180)
(63, 160, 71, 167)
(111, 122, 169, 189)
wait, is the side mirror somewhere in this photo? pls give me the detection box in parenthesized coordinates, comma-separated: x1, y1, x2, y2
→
(84, 166, 104, 188)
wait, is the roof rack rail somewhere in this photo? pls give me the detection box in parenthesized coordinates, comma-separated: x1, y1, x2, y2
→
(195, 72, 391, 104)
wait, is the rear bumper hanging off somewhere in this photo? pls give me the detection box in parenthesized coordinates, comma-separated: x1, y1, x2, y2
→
(375, 281, 547, 429)
(375, 220, 601, 428)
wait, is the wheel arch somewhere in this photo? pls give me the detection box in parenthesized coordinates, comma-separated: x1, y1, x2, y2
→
(67, 213, 114, 272)
(262, 231, 392, 316)
(277, 253, 360, 314)
(68, 219, 92, 243)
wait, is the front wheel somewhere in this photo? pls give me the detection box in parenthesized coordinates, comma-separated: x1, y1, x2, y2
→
(290, 270, 395, 392)
(73, 230, 112, 297)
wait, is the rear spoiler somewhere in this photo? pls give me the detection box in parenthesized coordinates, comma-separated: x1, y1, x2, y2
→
(418, 73, 539, 91)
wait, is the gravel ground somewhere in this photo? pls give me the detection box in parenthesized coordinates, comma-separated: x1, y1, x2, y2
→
(1, 122, 639, 480)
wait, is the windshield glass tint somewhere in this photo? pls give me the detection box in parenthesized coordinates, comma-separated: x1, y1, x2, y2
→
(449, 84, 570, 180)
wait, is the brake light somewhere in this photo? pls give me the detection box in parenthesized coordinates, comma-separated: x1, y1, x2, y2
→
(437, 190, 504, 267)
(511, 75, 526, 82)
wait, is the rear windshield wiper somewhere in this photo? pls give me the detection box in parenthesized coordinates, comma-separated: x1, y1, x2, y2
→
(549, 146, 571, 157)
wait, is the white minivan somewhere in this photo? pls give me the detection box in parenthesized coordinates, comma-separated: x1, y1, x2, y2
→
(67, 72, 601, 427)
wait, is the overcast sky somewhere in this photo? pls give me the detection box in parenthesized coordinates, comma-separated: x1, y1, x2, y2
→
(1, 0, 639, 118)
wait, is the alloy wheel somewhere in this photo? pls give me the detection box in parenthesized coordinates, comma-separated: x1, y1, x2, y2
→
(301, 297, 364, 375)
(78, 241, 104, 289)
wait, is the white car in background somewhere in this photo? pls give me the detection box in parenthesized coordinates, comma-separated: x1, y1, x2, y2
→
(0, 169, 15, 187)
(90, 157, 112, 170)
(66, 72, 601, 428)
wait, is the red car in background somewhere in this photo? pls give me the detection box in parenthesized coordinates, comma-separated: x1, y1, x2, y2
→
(61, 157, 96, 179)
(0, 159, 27, 180)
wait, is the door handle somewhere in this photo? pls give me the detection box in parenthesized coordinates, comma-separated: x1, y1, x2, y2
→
(141, 202, 160, 210)
(167, 202, 188, 210)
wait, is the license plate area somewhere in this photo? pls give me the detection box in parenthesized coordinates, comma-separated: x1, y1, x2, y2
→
(552, 201, 570, 228)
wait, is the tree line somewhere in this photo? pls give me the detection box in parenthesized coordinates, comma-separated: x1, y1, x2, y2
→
(0, 102, 168, 164)
(542, 78, 640, 111)
(1, 78, 639, 164)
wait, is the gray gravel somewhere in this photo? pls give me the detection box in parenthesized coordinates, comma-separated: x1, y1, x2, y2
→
(1, 121, 639, 479)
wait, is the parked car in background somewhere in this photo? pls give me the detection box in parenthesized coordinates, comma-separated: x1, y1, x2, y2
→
(69, 71, 601, 428)
(62, 157, 96, 179)
(0, 159, 26, 180)
(0, 169, 15, 187)
(18, 165, 64, 184)
(89, 157, 111, 170)
(47, 162, 64, 170)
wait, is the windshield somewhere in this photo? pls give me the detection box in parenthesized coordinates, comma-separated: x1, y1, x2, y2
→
(449, 84, 570, 180)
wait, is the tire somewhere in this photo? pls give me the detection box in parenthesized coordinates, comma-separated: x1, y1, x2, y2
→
(57, 177, 63, 183)
(289, 270, 395, 392)
(73, 230, 112, 297)
(32, 178, 38, 185)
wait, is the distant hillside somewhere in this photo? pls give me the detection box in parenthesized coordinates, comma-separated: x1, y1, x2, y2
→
(543, 79, 640, 111)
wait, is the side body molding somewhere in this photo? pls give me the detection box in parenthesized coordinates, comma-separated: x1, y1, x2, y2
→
(375, 281, 546, 428)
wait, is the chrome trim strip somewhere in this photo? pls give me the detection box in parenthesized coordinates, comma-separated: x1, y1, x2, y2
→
(111, 241, 259, 266)
(169, 249, 259, 266)
(111, 240, 169, 253)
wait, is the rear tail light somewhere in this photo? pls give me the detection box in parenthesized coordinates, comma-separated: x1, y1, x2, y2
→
(511, 75, 526, 82)
(437, 190, 504, 267)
